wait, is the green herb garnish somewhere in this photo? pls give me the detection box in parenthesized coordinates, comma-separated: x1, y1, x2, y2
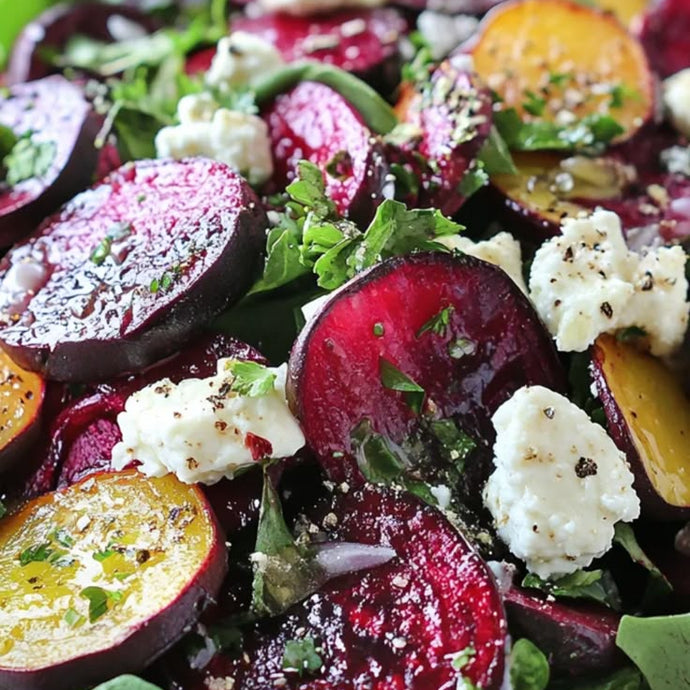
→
(282, 636, 323, 676)
(379, 357, 425, 415)
(80, 585, 111, 623)
(417, 305, 454, 338)
(226, 360, 277, 398)
(3, 133, 56, 186)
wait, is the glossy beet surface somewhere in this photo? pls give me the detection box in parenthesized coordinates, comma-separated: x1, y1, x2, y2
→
(0, 76, 103, 247)
(263, 81, 388, 221)
(288, 252, 565, 486)
(639, 0, 690, 78)
(0, 159, 267, 382)
(166, 484, 507, 690)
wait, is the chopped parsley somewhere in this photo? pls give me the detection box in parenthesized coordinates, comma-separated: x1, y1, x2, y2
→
(450, 645, 476, 670)
(429, 419, 476, 471)
(282, 636, 323, 676)
(80, 585, 121, 623)
(522, 569, 621, 609)
(19, 542, 54, 566)
(3, 133, 56, 186)
(373, 322, 385, 337)
(379, 357, 425, 415)
(226, 360, 276, 398)
(90, 222, 132, 266)
(416, 305, 454, 338)
(63, 607, 85, 628)
(522, 90, 547, 117)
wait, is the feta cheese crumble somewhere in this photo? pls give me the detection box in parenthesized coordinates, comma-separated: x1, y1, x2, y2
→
(529, 209, 689, 355)
(483, 385, 640, 579)
(110, 361, 305, 485)
(663, 69, 690, 139)
(154, 93, 274, 185)
(205, 32, 285, 91)
(438, 231, 528, 294)
(417, 11, 478, 60)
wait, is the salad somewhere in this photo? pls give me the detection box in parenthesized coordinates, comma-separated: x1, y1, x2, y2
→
(0, 0, 689, 688)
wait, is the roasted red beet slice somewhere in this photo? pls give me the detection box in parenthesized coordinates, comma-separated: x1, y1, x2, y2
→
(263, 81, 388, 221)
(391, 62, 492, 216)
(0, 159, 267, 382)
(6, 2, 157, 85)
(233, 8, 408, 91)
(0, 76, 103, 247)
(638, 0, 690, 78)
(164, 484, 507, 690)
(504, 585, 624, 677)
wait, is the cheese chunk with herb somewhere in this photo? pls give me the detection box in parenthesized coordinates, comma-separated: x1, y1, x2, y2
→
(483, 385, 640, 579)
(111, 361, 305, 484)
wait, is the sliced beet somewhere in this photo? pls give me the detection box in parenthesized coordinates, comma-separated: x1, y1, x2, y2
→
(0, 75, 103, 247)
(504, 584, 624, 677)
(233, 8, 408, 91)
(164, 483, 507, 690)
(391, 62, 492, 216)
(0, 158, 267, 382)
(263, 80, 389, 222)
(6, 2, 157, 85)
(287, 252, 565, 491)
(638, 0, 690, 78)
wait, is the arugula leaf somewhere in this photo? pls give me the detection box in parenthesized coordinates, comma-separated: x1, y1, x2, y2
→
(617, 613, 690, 690)
(251, 466, 324, 617)
(510, 638, 550, 690)
(477, 126, 518, 175)
(379, 357, 425, 415)
(226, 360, 277, 398)
(282, 637, 323, 676)
(80, 586, 111, 623)
(522, 569, 621, 610)
(287, 160, 337, 218)
(91, 676, 163, 690)
(4, 134, 56, 186)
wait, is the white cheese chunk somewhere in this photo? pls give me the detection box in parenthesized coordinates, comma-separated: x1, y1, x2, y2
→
(529, 209, 689, 355)
(155, 94, 274, 185)
(258, 0, 384, 15)
(438, 231, 528, 294)
(111, 361, 305, 485)
(663, 69, 690, 139)
(206, 32, 285, 91)
(416, 11, 478, 60)
(483, 385, 640, 579)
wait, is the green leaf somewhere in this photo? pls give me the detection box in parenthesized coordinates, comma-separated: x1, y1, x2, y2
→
(286, 160, 337, 218)
(50, 528, 74, 549)
(91, 676, 163, 690)
(207, 620, 245, 655)
(617, 613, 690, 690)
(416, 305, 454, 338)
(93, 549, 116, 563)
(510, 639, 550, 690)
(522, 569, 621, 609)
(0, 123, 17, 160)
(429, 419, 476, 471)
(458, 163, 489, 198)
(477, 126, 518, 175)
(379, 357, 425, 415)
(523, 90, 547, 117)
(4, 134, 56, 186)
(19, 542, 53, 566)
(80, 585, 110, 623)
(282, 636, 323, 676)
(226, 360, 277, 398)
(63, 607, 85, 628)
(550, 666, 645, 690)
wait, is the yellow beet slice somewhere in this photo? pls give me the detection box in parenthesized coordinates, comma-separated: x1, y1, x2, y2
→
(592, 335, 690, 519)
(0, 347, 44, 471)
(598, 0, 649, 28)
(471, 0, 653, 141)
(0, 470, 227, 690)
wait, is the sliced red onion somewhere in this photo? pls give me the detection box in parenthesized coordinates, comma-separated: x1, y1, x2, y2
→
(314, 541, 397, 580)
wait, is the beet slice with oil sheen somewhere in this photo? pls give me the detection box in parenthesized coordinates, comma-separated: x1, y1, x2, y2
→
(165, 483, 507, 690)
(0, 75, 103, 247)
(638, 0, 690, 78)
(263, 80, 389, 222)
(0, 158, 267, 382)
(287, 251, 565, 487)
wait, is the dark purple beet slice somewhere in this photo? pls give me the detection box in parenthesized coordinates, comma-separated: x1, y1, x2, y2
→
(0, 158, 267, 382)
(164, 483, 507, 690)
(638, 0, 690, 78)
(6, 2, 157, 85)
(263, 81, 389, 222)
(391, 62, 492, 216)
(0, 75, 103, 247)
(287, 252, 565, 488)
(504, 585, 624, 677)
(233, 8, 408, 91)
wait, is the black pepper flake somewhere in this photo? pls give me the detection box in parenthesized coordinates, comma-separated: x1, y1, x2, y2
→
(563, 246, 574, 262)
(186, 457, 199, 469)
(575, 456, 598, 478)
(136, 549, 151, 564)
(641, 271, 654, 291)
(543, 407, 555, 419)
(215, 420, 228, 431)
(600, 302, 613, 318)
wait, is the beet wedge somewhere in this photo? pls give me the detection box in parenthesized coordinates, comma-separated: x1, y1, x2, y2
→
(639, 0, 690, 78)
(287, 252, 565, 492)
(263, 81, 388, 222)
(0, 159, 267, 382)
(165, 484, 507, 690)
(0, 76, 103, 247)
(0, 470, 227, 690)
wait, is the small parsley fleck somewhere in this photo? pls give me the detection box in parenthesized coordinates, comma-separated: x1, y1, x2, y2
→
(379, 357, 425, 415)
(227, 360, 276, 398)
(282, 637, 323, 676)
(416, 305, 454, 338)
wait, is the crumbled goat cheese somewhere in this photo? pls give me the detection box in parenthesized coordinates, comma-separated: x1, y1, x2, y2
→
(154, 93, 274, 185)
(258, 0, 384, 15)
(529, 209, 689, 355)
(663, 69, 690, 139)
(661, 145, 690, 178)
(416, 11, 478, 60)
(438, 232, 528, 294)
(205, 32, 284, 91)
(483, 385, 640, 579)
(111, 362, 305, 485)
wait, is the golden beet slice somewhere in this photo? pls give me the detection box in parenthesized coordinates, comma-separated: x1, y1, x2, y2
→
(592, 334, 690, 519)
(0, 470, 227, 690)
(471, 0, 653, 141)
(0, 347, 44, 471)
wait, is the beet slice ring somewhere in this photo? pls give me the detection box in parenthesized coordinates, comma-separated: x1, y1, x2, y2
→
(0, 75, 103, 247)
(263, 81, 389, 222)
(287, 252, 565, 487)
(167, 483, 507, 690)
(0, 158, 267, 382)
